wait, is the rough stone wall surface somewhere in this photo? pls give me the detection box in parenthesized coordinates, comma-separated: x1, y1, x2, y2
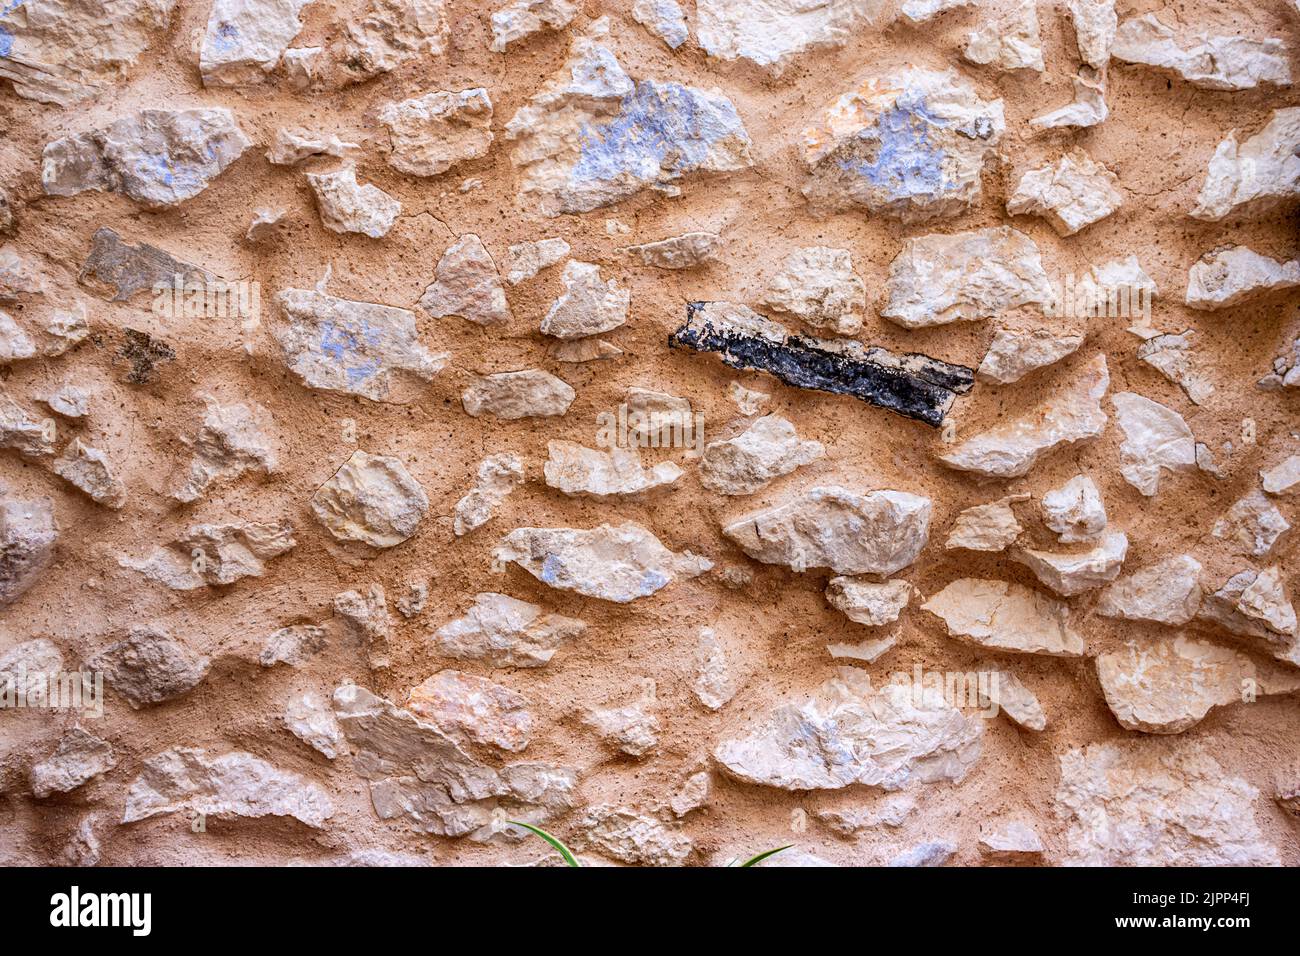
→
(0, 0, 1298, 867)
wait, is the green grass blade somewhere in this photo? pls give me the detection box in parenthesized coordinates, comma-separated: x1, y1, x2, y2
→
(736, 845, 794, 868)
(508, 821, 581, 867)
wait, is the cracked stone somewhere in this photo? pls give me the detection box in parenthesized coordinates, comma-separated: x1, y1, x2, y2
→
(266, 127, 358, 166)
(122, 520, 296, 589)
(337, 0, 447, 81)
(980, 671, 1047, 732)
(544, 441, 681, 497)
(489, 0, 578, 52)
(1185, 246, 1300, 309)
(826, 577, 912, 627)
(306, 165, 401, 238)
(624, 232, 720, 270)
(1006, 149, 1122, 236)
(699, 415, 822, 496)
(419, 234, 510, 327)
(1030, 67, 1108, 130)
(723, 485, 930, 575)
(584, 695, 659, 757)
(761, 247, 865, 335)
(1097, 554, 1202, 625)
(1015, 530, 1129, 597)
(434, 592, 586, 668)
(0, 311, 34, 363)
(171, 396, 277, 503)
(572, 804, 691, 865)
(1112, 13, 1291, 91)
(408, 670, 533, 752)
(43, 384, 91, 419)
(504, 238, 569, 284)
(284, 692, 344, 759)
(670, 770, 711, 817)
(88, 625, 210, 708)
(52, 439, 127, 509)
(964, 0, 1044, 72)
(0, 496, 56, 606)
(1213, 490, 1290, 557)
(495, 523, 711, 603)
(454, 452, 524, 536)
(43, 108, 250, 208)
(380, 89, 493, 177)
(29, 729, 117, 799)
(540, 261, 629, 339)
(728, 381, 769, 416)
(1191, 108, 1300, 221)
(923, 578, 1085, 656)
(0, 638, 62, 699)
(696, 0, 884, 74)
(0, 391, 56, 457)
(1040, 475, 1108, 544)
(312, 450, 428, 549)
(633, 0, 688, 48)
(944, 494, 1028, 552)
(977, 328, 1084, 385)
(462, 370, 574, 419)
(1113, 392, 1196, 496)
(1136, 330, 1214, 405)
(200, 0, 312, 87)
(803, 67, 1004, 221)
(978, 821, 1044, 862)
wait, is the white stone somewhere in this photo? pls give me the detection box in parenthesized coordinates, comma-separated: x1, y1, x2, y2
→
(803, 68, 1004, 222)
(1136, 331, 1213, 405)
(922, 578, 1085, 656)
(937, 354, 1109, 479)
(495, 523, 711, 604)
(0, 638, 62, 699)
(0, 391, 56, 457)
(1006, 149, 1122, 236)
(434, 592, 586, 668)
(246, 208, 286, 241)
(694, 628, 736, 711)
(978, 821, 1044, 861)
(1192, 109, 1300, 221)
(88, 625, 210, 707)
(979, 671, 1046, 731)
(977, 329, 1084, 385)
(728, 381, 769, 416)
(53, 439, 127, 509)
(1185, 246, 1300, 309)
(409, 670, 533, 752)
(123, 521, 295, 590)
(124, 747, 333, 828)
(0, 246, 43, 299)
(284, 692, 344, 759)
(311, 450, 428, 549)
(277, 288, 448, 402)
(624, 387, 694, 439)
(337, 0, 447, 79)
(540, 261, 629, 339)
(1067, 0, 1116, 69)
(882, 227, 1052, 329)
(1041, 475, 1106, 543)
(723, 486, 930, 576)
(1112, 14, 1291, 91)
(1112, 392, 1196, 496)
(633, 0, 688, 48)
(544, 441, 681, 498)
(43, 108, 250, 208)
(714, 669, 982, 791)
(1097, 554, 1202, 625)
(964, 0, 1044, 72)
(29, 729, 117, 799)
(504, 18, 752, 216)
(266, 127, 358, 166)
(1015, 530, 1128, 597)
(200, 0, 311, 87)
(944, 495, 1028, 552)
(1262, 456, 1300, 494)
(380, 89, 493, 177)
(759, 247, 865, 335)
(260, 624, 327, 667)
(572, 805, 692, 866)
(827, 635, 897, 663)
(1197, 568, 1299, 658)
(306, 165, 401, 238)
(624, 232, 721, 270)
(1097, 636, 1255, 734)
(420, 234, 510, 326)
(454, 453, 524, 536)
(826, 577, 912, 627)
(696, 0, 885, 74)
(43, 307, 89, 355)
(670, 771, 711, 817)
(699, 415, 822, 496)
(1030, 67, 1108, 131)
(489, 0, 578, 51)
(462, 370, 575, 419)
(1056, 742, 1279, 865)
(584, 696, 659, 757)
(0, 312, 35, 362)
(1236, 565, 1298, 637)
(817, 794, 915, 834)
(900, 0, 971, 23)
(43, 384, 91, 419)
(505, 238, 569, 284)
(1213, 490, 1290, 557)
(172, 396, 277, 503)
(333, 585, 394, 670)
(889, 841, 956, 867)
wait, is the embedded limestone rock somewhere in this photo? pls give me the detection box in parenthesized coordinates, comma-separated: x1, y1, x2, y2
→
(827, 635, 897, 663)
(1262, 456, 1300, 495)
(171, 396, 277, 503)
(882, 228, 1052, 328)
(260, 624, 327, 667)
(494, 523, 710, 604)
(922, 579, 1085, 656)
(0, 0, 175, 105)
(52, 439, 127, 509)
(505, 238, 569, 284)
(1191, 109, 1300, 221)
(802, 68, 1004, 222)
(504, 18, 753, 216)
(825, 577, 912, 627)
(77, 228, 207, 303)
(695, 0, 884, 75)
(306, 165, 401, 238)
(1097, 554, 1202, 625)
(29, 729, 117, 799)
(311, 451, 428, 549)
(979, 671, 1046, 732)
(889, 841, 955, 867)
(489, 0, 578, 52)
(1112, 14, 1291, 91)
(1029, 68, 1108, 131)
(284, 692, 343, 759)
(200, 0, 311, 86)
(979, 822, 1045, 862)
(1212, 490, 1290, 557)
(544, 441, 681, 498)
(633, 0, 688, 48)
(728, 381, 769, 416)
(0, 391, 55, 457)
(760, 247, 865, 335)
(277, 289, 448, 402)
(1067, 0, 1116, 68)
(0, 638, 63, 699)
(333, 684, 577, 838)
(334, 585, 394, 669)
(1185, 246, 1300, 309)
(380, 89, 493, 177)
(1234, 565, 1298, 637)
(1015, 531, 1128, 597)
(722, 486, 931, 576)
(699, 415, 822, 496)
(1056, 742, 1279, 865)
(977, 329, 1084, 385)
(0, 312, 34, 362)
(624, 387, 694, 440)
(1135, 331, 1213, 406)
(572, 805, 691, 866)
(1097, 637, 1258, 735)
(124, 747, 333, 828)
(584, 698, 659, 757)
(944, 495, 1028, 552)
(714, 669, 982, 791)
(624, 232, 720, 270)
(1197, 568, 1298, 663)
(434, 593, 586, 668)
(1042, 475, 1106, 543)
(1112, 392, 1195, 496)
(670, 771, 711, 817)
(693, 628, 736, 711)
(122, 521, 296, 589)
(44, 384, 91, 419)
(462, 370, 574, 419)
(540, 261, 629, 339)
(337, 0, 448, 80)
(419, 234, 510, 327)
(408, 671, 533, 752)
(817, 794, 915, 834)
(42, 109, 250, 208)
(963, 0, 1044, 72)
(88, 625, 210, 708)
(937, 354, 1109, 479)
(265, 128, 358, 166)
(454, 453, 524, 536)
(900, 0, 971, 21)
(1006, 149, 1122, 236)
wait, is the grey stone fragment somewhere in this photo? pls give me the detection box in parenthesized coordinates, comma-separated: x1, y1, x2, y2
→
(88, 625, 210, 708)
(29, 729, 117, 798)
(0, 496, 57, 606)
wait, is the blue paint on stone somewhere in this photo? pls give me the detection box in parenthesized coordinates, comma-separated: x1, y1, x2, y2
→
(836, 91, 951, 202)
(638, 569, 668, 595)
(0, 0, 26, 58)
(540, 554, 562, 585)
